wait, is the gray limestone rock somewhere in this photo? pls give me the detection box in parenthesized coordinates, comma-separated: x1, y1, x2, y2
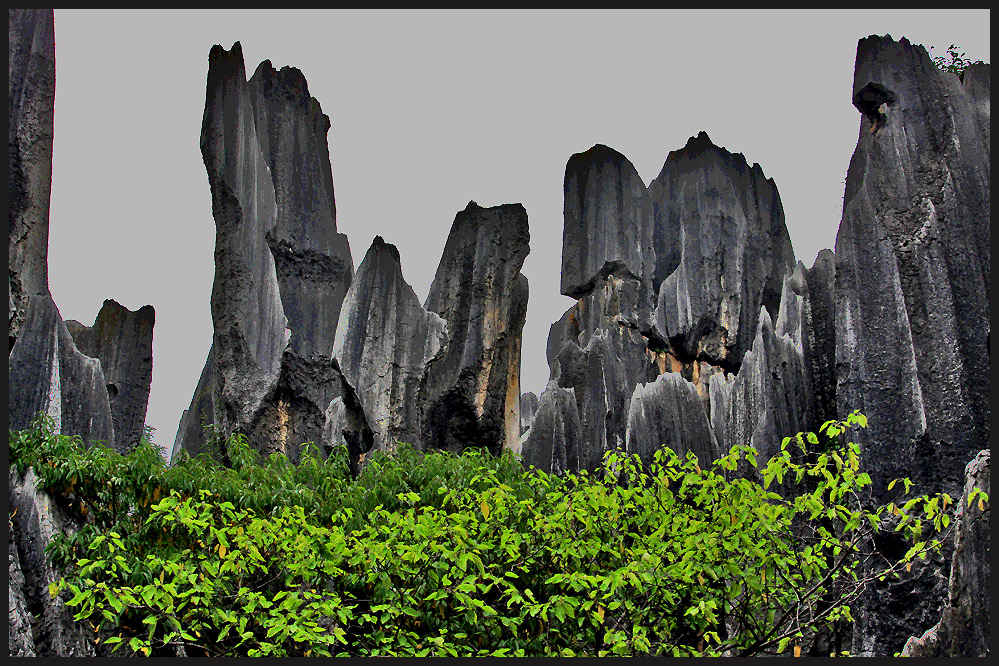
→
(543, 273, 661, 475)
(561, 145, 652, 299)
(9, 522, 35, 656)
(333, 236, 448, 455)
(248, 59, 353, 359)
(420, 201, 530, 457)
(901, 449, 990, 657)
(66, 299, 155, 453)
(9, 294, 115, 448)
(626, 372, 720, 470)
(519, 391, 540, 436)
(196, 41, 288, 445)
(805, 249, 837, 428)
(8, 467, 96, 657)
(719, 296, 813, 483)
(650, 132, 795, 370)
(518, 381, 581, 476)
(8, 9, 117, 450)
(176, 42, 360, 467)
(9, 9, 55, 348)
(835, 35, 990, 657)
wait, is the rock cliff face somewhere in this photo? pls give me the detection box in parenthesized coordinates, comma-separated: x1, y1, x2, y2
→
(833, 36, 990, 656)
(8, 467, 96, 657)
(173, 42, 368, 466)
(901, 449, 990, 657)
(9, 9, 153, 454)
(650, 132, 796, 372)
(66, 300, 155, 452)
(420, 201, 530, 457)
(524, 135, 802, 479)
(332, 236, 448, 455)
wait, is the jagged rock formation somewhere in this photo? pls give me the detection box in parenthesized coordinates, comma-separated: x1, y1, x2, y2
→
(9, 296, 115, 447)
(804, 249, 837, 427)
(715, 266, 815, 472)
(9, 9, 145, 453)
(247, 59, 353, 359)
(332, 236, 447, 455)
(66, 300, 155, 452)
(650, 131, 796, 371)
(626, 372, 719, 468)
(519, 391, 539, 436)
(418, 201, 530, 457)
(173, 42, 368, 466)
(9, 8, 55, 348)
(833, 36, 990, 656)
(560, 145, 652, 299)
(901, 449, 990, 657)
(519, 380, 580, 476)
(525, 135, 802, 479)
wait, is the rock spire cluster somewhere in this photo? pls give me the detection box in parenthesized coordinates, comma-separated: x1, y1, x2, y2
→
(7, 13, 988, 657)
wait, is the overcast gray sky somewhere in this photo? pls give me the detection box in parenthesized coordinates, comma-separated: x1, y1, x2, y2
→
(46, 9, 989, 454)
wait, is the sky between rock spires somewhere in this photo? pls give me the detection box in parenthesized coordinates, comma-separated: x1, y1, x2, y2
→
(45, 9, 989, 456)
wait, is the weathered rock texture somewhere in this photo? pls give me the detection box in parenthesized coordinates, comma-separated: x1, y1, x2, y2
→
(9, 8, 55, 347)
(526, 136, 802, 481)
(626, 372, 719, 469)
(174, 42, 367, 467)
(332, 236, 447, 455)
(420, 201, 530, 457)
(519, 381, 580, 476)
(901, 449, 990, 657)
(717, 266, 815, 474)
(649, 131, 796, 370)
(561, 145, 652, 299)
(833, 36, 990, 656)
(8, 467, 96, 657)
(247, 59, 353, 359)
(9, 296, 115, 447)
(66, 299, 155, 452)
(8, 9, 122, 450)
(519, 391, 539, 436)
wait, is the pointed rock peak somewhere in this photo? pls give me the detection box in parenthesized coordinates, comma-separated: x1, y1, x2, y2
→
(366, 234, 401, 264)
(659, 131, 765, 181)
(250, 58, 313, 108)
(811, 248, 835, 271)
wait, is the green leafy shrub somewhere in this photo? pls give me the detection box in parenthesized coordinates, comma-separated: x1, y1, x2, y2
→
(10, 411, 979, 657)
(931, 43, 986, 77)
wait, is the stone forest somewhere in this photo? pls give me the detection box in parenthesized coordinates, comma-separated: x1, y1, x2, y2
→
(9, 8, 989, 658)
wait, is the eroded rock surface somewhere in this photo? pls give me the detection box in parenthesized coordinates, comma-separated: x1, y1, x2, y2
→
(626, 372, 719, 469)
(248, 59, 353, 359)
(834, 35, 990, 657)
(333, 236, 447, 455)
(519, 391, 540, 436)
(561, 145, 652, 299)
(174, 42, 365, 467)
(420, 201, 530, 457)
(9, 8, 56, 347)
(66, 299, 154, 452)
(650, 131, 795, 370)
(8, 467, 96, 657)
(8, 9, 117, 449)
(519, 381, 580, 476)
(901, 449, 990, 657)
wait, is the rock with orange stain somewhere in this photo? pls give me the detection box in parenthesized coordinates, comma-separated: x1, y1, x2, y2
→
(419, 201, 530, 457)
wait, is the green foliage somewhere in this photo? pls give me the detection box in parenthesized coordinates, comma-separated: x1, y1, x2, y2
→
(930, 44, 985, 77)
(11, 410, 969, 657)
